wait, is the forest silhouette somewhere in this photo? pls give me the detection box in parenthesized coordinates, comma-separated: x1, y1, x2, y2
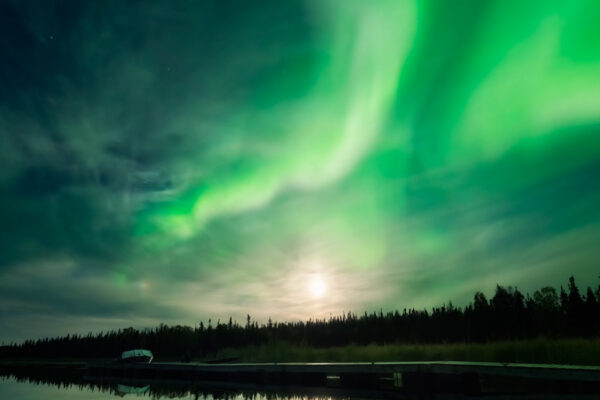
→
(1, 276, 599, 360)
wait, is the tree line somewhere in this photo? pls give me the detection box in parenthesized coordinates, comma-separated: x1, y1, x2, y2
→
(1, 275, 599, 359)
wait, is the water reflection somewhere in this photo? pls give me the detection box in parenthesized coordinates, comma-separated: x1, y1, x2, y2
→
(1, 364, 599, 400)
(116, 384, 149, 395)
(0, 364, 387, 400)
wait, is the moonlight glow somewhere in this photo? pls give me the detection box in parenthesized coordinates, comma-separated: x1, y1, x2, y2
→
(309, 276, 326, 299)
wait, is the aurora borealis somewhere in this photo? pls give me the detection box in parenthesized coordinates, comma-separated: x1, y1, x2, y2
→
(1, 0, 600, 342)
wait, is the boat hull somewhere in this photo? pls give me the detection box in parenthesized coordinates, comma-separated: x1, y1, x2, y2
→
(117, 355, 152, 364)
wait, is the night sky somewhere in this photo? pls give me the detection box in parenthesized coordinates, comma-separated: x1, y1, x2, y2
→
(1, 0, 600, 343)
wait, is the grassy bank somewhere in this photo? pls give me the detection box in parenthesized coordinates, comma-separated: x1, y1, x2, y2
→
(3, 338, 599, 366)
(211, 338, 600, 365)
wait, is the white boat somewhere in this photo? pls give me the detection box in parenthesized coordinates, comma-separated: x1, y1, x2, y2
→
(119, 349, 153, 363)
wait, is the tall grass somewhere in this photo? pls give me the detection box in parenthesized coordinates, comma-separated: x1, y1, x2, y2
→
(213, 338, 600, 365)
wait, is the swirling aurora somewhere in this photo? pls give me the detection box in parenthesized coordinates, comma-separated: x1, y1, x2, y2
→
(1, 0, 600, 341)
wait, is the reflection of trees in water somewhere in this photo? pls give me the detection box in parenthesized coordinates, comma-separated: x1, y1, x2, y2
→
(0, 365, 115, 395)
(0, 366, 344, 400)
(130, 383, 346, 400)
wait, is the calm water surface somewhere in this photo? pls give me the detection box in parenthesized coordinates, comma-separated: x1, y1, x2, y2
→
(0, 373, 381, 400)
(2, 377, 264, 399)
(2, 366, 599, 400)
(1, 378, 129, 400)
(0, 376, 365, 400)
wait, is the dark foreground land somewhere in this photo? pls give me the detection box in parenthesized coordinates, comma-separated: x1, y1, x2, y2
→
(3, 337, 600, 396)
(3, 338, 600, 366)
(208, 338, 600, 365)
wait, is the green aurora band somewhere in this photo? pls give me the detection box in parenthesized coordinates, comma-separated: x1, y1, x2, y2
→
(1, 0, 600, 340)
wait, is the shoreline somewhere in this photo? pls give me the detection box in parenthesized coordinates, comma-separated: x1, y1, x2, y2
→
(2, 338, 600, 366)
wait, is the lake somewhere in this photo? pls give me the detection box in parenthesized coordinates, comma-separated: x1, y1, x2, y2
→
(2, 363, 600, 399)
(5, 376, 600, 400)
(0, 376, 389, 400)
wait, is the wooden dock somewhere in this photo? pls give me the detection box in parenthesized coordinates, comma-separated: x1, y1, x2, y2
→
(85, 361, 600, 395)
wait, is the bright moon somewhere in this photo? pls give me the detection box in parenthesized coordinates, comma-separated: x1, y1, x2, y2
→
(309, 276, 326, 299)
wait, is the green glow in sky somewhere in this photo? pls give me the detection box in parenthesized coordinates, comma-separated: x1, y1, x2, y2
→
(1, 0, 600, 340)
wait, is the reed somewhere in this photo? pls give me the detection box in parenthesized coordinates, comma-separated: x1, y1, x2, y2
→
(213, 337, 600, 365)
